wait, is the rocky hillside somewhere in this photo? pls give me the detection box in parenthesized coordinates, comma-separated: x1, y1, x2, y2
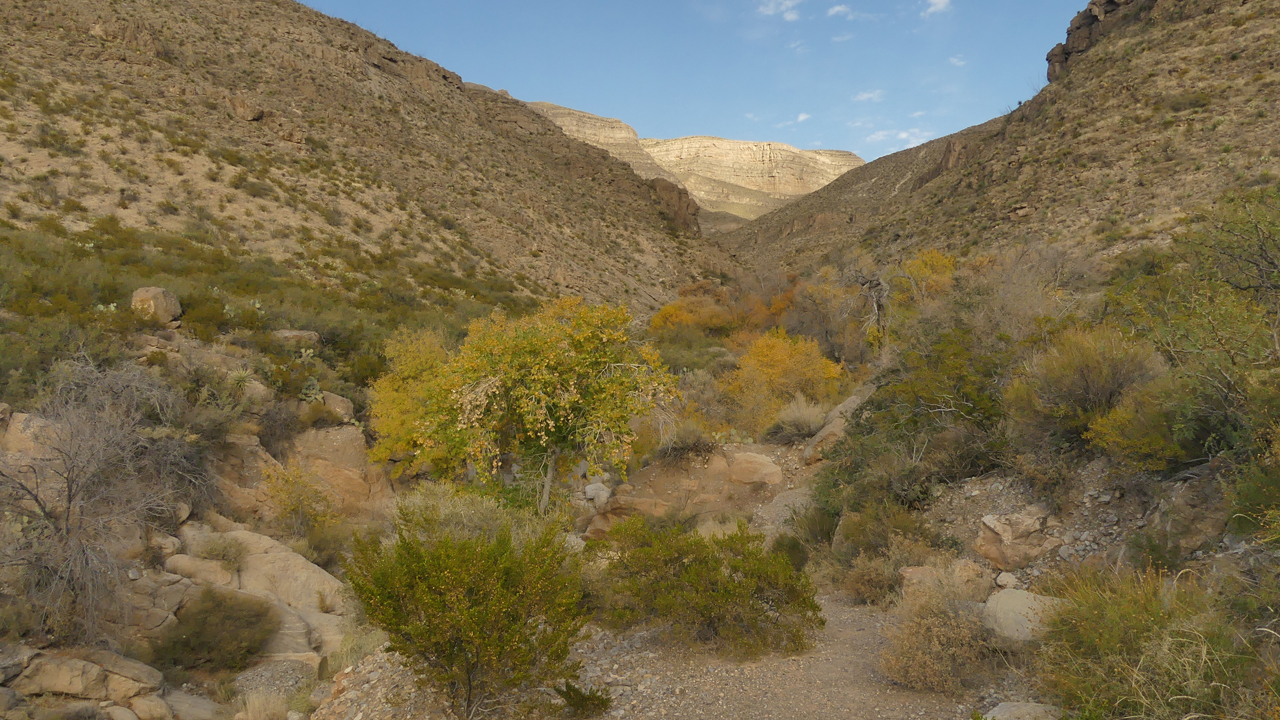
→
(724, 0, 1280, 273)
(530, 103, 864, 228)
(0, 0, 728, 313)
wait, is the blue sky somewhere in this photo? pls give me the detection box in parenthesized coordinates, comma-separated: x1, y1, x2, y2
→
(300, 0, 1084, 160)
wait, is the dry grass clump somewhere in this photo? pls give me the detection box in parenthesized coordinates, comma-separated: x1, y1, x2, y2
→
(1037, 568, 1268, 720)
(763, 394, 828, 444)
(654, 420, 717, 463)
(396, 483, 552, 547)
(236, 691, 289, 720)
(880, 583, 991, 695)
(196, 535, 249, 572)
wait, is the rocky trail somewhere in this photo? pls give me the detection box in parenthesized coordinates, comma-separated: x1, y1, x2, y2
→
(576, 599, 975, 720)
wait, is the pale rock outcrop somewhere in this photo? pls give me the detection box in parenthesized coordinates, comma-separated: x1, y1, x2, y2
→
(974, 505, 1064, 570)
(1, 413, 53, 457)
(164, 555, 237, 588)
(982, 589, 1067, 644)
(12, 657, 108, 699)
(165, 691, 229, 720)
(802, 385, 875, 464)
(130, 288, 182, 323)
(899, 559, 992, 607)
(641, 137, 864, 220)
(106, 706, 142, 720)
(526, 103, 681, 185)
(1143, 472, 1229, 556)
(84, 650, 163, 702)
(130, 694, 174, 720)
(984, 702, 1065, 720)
(583, 482, 612, 511)
(292, 426, 392, 513)
(727, 453, 783, 487)
(270, 330, 320, 346)
(0, 645, 38, 684)
(210, 435, 281, 518)
(320, 392, 354, 422)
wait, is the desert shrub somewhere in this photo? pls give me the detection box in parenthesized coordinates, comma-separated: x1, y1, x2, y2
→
(297, 400, 344, 430)
(719, 328, 843, 437)
(1084, 375, 1196, 471)
(1006, 328, 1165, 448)
(769, 534, 809, 571)
(842, 534, 938, 605)
(832, 503, 935, 559)
(763, 394, 827, 444)
(600, 516, 823, 656)
(257, 401, 300, 460)
(237, 692, 288, 720)
(261, 462, 337, 538)
(151, 588, 279, 670)
(347, 519, 586, 718)
(880, 586, 990, 695)
(395, 483, 551, 547)
(321, 622, 389, 680)
(197, 535, 248, 572)
(1037, 569, 1257, 719)
(554, 681, 612, 718)
(787, 505, 838, 547)
(653, 420, 716, 463)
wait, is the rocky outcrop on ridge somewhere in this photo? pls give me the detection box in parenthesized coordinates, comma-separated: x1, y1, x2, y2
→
(530, 103, 865, 223)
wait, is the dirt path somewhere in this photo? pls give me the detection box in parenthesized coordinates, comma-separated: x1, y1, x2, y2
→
(578, 598, 974, 720)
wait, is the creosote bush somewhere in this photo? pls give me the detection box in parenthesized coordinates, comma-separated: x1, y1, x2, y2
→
(150, 588, 279, 671)
(880, 584, 990, 695)
(598, 516, 824, 657)
(347, 489, 586, 719)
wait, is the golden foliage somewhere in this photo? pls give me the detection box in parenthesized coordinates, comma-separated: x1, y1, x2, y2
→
(718, 328, 843, 436)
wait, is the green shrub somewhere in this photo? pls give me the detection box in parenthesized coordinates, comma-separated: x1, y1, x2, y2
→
(600, 516, 823, 656)
(842, 534, 938, 605)
(554, 681, 612, 718)
(769, 534, 809, 571)
(653, 420, 716, 463)
(832, 502, 935, 559)
(347, 522, 586, 717)
(151, 589, 279, 670)
(1006, 328, 1164, 448)
(1037, 569, 1256, 719)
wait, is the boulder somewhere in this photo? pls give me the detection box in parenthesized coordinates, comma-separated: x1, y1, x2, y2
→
(1, 413, 52, 457)
(727, 453, 782, 487)
(105, 706, 141, 720)
(292, 427, 391, 513)
(0, 403, 11, 430)
(12, 657, 108, 699)
(982, 589, 1068, 644)
(164, 555, 237, 588)
(801, 416, 845, 465)
(984, 702, 1064, 720)
(824, 384, 876, 427)
(236, 545, 346, 615)
(262, 602, 317, 656)
(0, 687, 17, 712)
(996, 572, 1020, 589)
(228, 96, 264, 122)
(84, 651, 163, 692)
(320, 393, 354, 422)
(165, 691, 229, 720)
(0, 644, 39, 683)
(130, 695, 173, 720)
(899, 559, 991, 607)
(270, 330, 320, 346)
(974, 505, 1064, 570)
(1144, 474, 1230, 556)
(583, 482, 612, 511)
(130, 288, 182, 323)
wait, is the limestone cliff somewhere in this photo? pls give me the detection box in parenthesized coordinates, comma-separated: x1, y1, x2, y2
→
(641, 136, 864, 220)
(530, 103, 865, 223)
(528, 102, 682, 185)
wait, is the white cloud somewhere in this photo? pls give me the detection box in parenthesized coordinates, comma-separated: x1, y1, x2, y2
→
(827, 4, 851, 17)
(745, 112, 760, 121)
(854, 90, 885, 102)
(948, 55, 966, 66)
(832, 33, 854, 42)
(797, 113, 812, 122)
(759, 0, 803, 21)
(810, 141, 824, 147)
(922, 0, 951, 17)
(910, 111, 926, 118)
(866, 128, 934, 149)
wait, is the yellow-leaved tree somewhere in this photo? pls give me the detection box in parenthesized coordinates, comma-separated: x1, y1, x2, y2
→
(372, 298, 676, 512)
(719, 328, 844, 436)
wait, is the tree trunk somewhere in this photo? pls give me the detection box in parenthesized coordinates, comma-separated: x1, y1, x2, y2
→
(539, 448, 559, 515)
